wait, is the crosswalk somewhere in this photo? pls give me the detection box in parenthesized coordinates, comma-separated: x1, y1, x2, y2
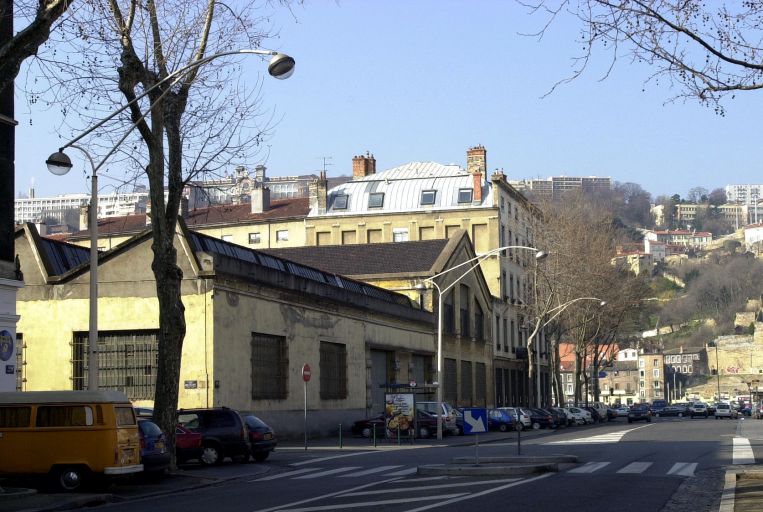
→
(545, 426, 646, 445)
(250, 461, 700, 482)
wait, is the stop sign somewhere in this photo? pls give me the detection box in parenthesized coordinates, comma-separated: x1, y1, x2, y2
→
(302, 363, 311, 382)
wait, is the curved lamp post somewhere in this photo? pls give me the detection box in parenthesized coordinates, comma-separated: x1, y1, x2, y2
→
(529, 296, 606, 407)
(418, 245, 547, 440)
(45, 49, 294, 390)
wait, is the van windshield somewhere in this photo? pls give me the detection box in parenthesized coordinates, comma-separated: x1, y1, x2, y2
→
(115, 406, 136, 426)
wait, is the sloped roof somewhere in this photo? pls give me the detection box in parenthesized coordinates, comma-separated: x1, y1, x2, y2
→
(261, 239, 450, 276)
(318, 162, 492, 216)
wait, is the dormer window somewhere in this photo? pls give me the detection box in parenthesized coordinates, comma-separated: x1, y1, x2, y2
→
(458, 188, 473, 203)
(368, 192, 384, 208)
(420, 190, 436, 205)
(333, 194, 349, 210)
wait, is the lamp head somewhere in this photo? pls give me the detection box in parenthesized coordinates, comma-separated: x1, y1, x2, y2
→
(599, 301, 607, 307)
(268, 53, 295, 80)
(534, 250, 548, 261)
(414, 283, 427, 291)
(46, 149, 73, 176)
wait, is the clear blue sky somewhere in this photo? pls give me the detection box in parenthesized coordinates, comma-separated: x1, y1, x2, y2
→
(15, 1, 763, 200)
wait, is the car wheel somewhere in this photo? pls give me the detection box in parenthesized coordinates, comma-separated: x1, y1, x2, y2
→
(516, 422, 524, 431)
(418, 426, 430, 438)
(678, 412, 683, 417)
(655, 413, 660, 417)
(532, 422, 540, 430)
(200, 443, 223, 465)
(254, 451, 270, 462)
(499, 423, 508, 432)
(53, 466, 88, 492)
(361, 427, 372, 438)
(647, 418, 651, 423)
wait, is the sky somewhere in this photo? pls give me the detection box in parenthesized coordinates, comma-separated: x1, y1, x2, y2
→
(14, 1, 763, 200)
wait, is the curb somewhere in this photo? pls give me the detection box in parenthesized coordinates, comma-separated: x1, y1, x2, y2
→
(719, 470, 735, 512)
(417, 463, 558, 476)
(451, 455, 578, 464)
(0, 487, 37, 501)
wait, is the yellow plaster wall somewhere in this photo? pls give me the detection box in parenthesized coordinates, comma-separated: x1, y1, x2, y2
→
(195, 219, 307, 249)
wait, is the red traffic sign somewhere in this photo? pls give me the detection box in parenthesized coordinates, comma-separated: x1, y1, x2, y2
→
(302, 363, 311, 382)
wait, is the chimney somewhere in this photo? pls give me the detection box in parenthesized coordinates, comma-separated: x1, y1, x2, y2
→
(254, 164, 266, 184)
(473, 171, 483, 202)
(352, 152, 376, 179)
(309, 171, 328, 214)
(79, 204, 89, 231)
(466, 145, 487, 176)
(251, 184, 271, 214)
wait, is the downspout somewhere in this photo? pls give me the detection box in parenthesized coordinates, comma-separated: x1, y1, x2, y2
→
(204, 278, 210, 407)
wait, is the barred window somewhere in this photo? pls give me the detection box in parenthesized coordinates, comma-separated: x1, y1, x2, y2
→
(461, 361, 473, 406)
(443, 291, 455, 334)
(459, 285, 470, 337)
(320, 342, 347, 400)
(73, 330, 159, 400)
(251, 333, 288, 399)
(475, 362, 486, 405)
(444, 358, 457, 404)
(474, 301, 484, 341)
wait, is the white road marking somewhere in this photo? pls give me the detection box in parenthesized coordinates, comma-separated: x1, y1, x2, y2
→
(250, 467, 323, 481)
(568, 462, 611, 473)
(547, 425, 650, 445)
(383, 467, 418, 476)
(339, 465, 403, 477)
(293, 467, 361, 479)
(667, 462, 697, 477)
(338, 478, 521, 497)
(405, 473, 553, 512)
(290, 452, 377, 466)
(733, 437, 756, 465)
(617, 462, 653, 474)
(272, 494, 469, 512)
(251, 477, 402, 512)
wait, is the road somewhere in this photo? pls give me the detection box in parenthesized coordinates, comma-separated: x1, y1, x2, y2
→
(85, 415, 763, 512)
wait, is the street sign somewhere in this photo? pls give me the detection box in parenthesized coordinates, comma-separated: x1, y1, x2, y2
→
(462, 408, 487, 434)
(302, 363, 311, 382)
(598, 371, 607, 378)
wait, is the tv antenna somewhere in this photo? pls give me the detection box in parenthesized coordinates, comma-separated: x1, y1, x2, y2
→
(318, 156, 333, 174)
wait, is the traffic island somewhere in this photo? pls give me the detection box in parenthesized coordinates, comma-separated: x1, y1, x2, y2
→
(417, 454, 576, 476)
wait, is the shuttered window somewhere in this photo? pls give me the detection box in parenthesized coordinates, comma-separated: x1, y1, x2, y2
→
(320, 342, 347, 400)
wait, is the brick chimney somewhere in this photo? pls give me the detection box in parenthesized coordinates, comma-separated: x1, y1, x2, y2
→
(466, 145, 486, 176)
(309, 171, 328, 214)
(352, 152, 376, 179)
(251, 184, 271, 214)
(473, 171, 483, 203)
(79, 204, 89, 231)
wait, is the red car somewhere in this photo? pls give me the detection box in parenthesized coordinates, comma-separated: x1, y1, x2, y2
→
(176, 424, 203, 464)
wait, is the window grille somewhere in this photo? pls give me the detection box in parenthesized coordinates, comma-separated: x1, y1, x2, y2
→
(320, 342, 347, 400)
(461, 361, 473, 406)
(443, 291, 455, 334)
(73, 330, 159, 400)
(459, 284, 470, 337)
(251, 333, 288, 399)
(475, 362, 486, 404)
(474, 301, 484, 341)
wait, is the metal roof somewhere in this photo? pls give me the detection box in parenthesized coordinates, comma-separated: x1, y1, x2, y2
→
(0, 390, 131, 404)
(313, 161, 493, 216)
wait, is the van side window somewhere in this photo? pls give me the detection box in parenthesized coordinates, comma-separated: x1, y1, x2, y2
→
(114, 406, 136, 426)
(0, 406, 31, 427)
(37, 406, 94, 427)
(95, 405, 105, 425)
(178, 413, 200, 430)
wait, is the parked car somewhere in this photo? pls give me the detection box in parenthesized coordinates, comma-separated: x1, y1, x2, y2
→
(177, 407, 251, 465)
(528, 408, 555, 429)
(615, 406, 630, 417)
(706, 403, 717, 416)
(581, 406, 602, 423)
(499, 407, 531, 430)
(579, 402, 609, 423)
(175, 424, 203, 464)
(563, 406, 593, 425)
(606, 408, 618, 421)
(542, 407, 566, 428)
(627, 404, 652, 424)
(243, 414, 277, 461)
(487, 409, 514, 432)
(650, 399, 667, 416)
(690, 402, 709, 418)
(416, 401, 459, 435)
(137, 419, 171, 475)
(553, 407, 574, 426)
(351, 413, 385, 438)
(714, 403, 738, 420)
(739, 404, 752, 416)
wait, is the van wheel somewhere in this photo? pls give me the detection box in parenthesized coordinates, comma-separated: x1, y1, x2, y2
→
(532, 422, 541, 430)
(418, 426, 430, 438)
(201, 443, 223, 465)
(53, 465, 88, 492)
(499, 423, 508, 432)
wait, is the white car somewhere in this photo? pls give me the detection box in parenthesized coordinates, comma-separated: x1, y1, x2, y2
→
(616, 406, 630, 417)
(499, 407, 531, 430)
(564, 406, 593, 425)
(714, 403, 738, 419)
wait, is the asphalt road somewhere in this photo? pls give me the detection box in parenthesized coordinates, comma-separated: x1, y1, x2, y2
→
(72, 416, 763, 512)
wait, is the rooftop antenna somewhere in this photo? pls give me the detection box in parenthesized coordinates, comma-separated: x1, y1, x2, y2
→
(318, 156, 333, 174)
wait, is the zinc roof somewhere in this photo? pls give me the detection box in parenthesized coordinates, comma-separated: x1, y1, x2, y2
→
(315, 161, 492, 216)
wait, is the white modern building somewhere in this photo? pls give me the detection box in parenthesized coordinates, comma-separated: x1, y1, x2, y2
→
(15, 190, 148, 226)
(726, 184, 763, 206)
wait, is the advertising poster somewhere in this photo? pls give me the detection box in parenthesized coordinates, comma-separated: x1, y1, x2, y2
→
(384, 393, 414, 438)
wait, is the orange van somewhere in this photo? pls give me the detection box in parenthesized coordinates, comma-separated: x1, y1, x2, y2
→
(0, 390, 143, 490)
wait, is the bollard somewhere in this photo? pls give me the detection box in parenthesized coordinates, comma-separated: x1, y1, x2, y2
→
(339, 423, 343, 449)
(373, 424, 377, 447)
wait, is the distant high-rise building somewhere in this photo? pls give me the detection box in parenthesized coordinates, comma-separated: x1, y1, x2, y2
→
(509, 175, 612, 201)
(726, 184, 763, 206)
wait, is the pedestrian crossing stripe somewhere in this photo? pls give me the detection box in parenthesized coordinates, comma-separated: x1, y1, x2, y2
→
(546, 426, 648, 445)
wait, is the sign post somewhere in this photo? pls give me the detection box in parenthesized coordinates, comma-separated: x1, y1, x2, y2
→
(462, 408, 487, 464)
(302, 363, 311, 451)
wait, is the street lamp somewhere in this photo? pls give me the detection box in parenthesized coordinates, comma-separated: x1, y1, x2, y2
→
(529, 297, 606, 407)
(45, 48, 294, 391)
(708, 340, 721, 401)
(418, 245, 546, 440)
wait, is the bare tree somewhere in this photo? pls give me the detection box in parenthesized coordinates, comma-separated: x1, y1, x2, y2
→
(524, 1, 763, 114)
(28, 0, 290, 464)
